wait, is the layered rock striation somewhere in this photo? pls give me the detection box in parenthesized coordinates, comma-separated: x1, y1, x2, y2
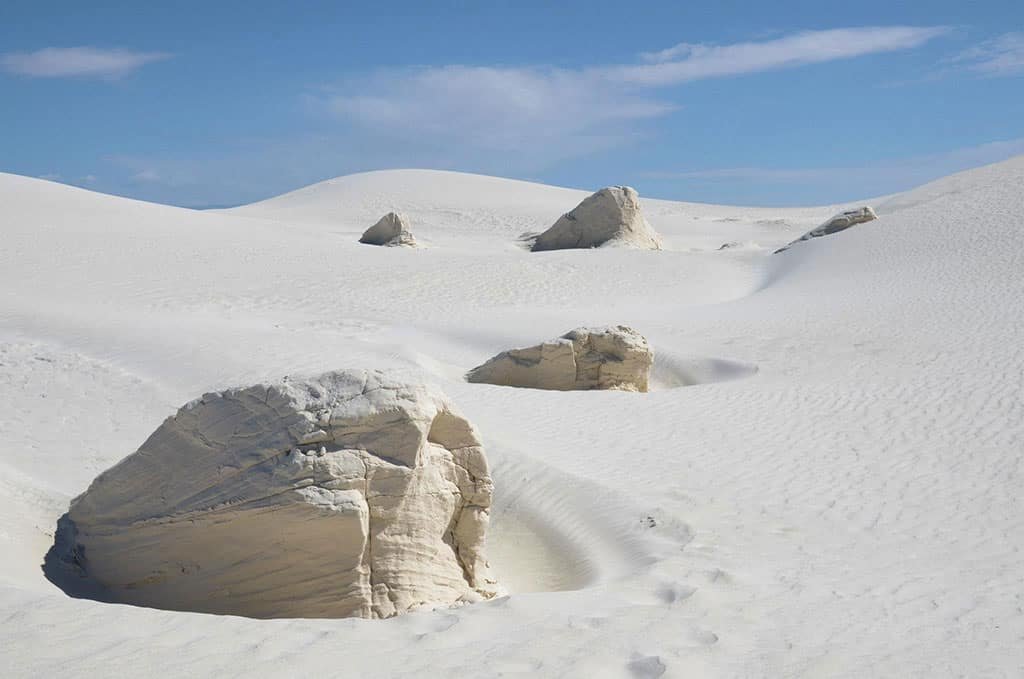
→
(466, 326, 653, 392)
(56, 370, 500, 619)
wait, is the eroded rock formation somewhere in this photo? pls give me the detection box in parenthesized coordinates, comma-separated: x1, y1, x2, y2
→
(466, 325, 653, 392)
(56, 370, 500, 619)
(774, 206, 877, 253)
(360, 212, 416, 247)
(530, 186, 662, 251)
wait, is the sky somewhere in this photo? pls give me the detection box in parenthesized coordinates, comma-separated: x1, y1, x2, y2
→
(1, 1, 1023, 207)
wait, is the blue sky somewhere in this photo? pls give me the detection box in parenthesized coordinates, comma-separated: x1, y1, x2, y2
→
(1, 1, 1022, 207)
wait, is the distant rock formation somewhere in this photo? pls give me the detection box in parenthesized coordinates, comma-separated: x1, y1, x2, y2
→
(360, 212, 416, 247)
(54, 370, 500, 619)
(774, 206, 877, 253)
(467, 325, 653, 392)
(530, 187, 662, 251)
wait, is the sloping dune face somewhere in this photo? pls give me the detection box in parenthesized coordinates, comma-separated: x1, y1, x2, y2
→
(2, 157, 1024, 677)
(52, 370, 500, 619)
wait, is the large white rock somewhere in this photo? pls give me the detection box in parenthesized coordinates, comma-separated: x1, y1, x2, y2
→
(359, 211, 416, 247)
(466, 326, 653, 392)
(530, 186, 662, 251)
(57, 370, 500, 619)
(774, 206, 877, 253)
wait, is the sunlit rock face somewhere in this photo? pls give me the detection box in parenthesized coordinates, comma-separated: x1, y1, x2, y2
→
(530, 186, 662, 251)
(360, 211, 417, 247)
(59, 370, 500, 619)
(467, 326, 653, 392)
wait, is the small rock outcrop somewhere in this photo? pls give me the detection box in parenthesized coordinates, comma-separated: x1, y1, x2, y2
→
(53, 370, 500, 619)
(360, 212, 416, 247)
(530, 187, 662, 251)
(774, 206, 877, 253)
(466, 326, 653, 392)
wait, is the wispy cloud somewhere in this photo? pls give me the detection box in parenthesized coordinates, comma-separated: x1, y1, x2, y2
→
(0, 47, 170, 79)
(132, 169, 162, 182)
(641, 137, 1024, 204)
(949, 32, 1024, 77)
(619, 26, 950, 85)
(67, 26, 951, 207)
(322, 65, 672, 157)
(318, 26, 949, 166)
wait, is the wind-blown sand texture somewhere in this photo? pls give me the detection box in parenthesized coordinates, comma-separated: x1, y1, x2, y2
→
(1, 158, 1023, 677)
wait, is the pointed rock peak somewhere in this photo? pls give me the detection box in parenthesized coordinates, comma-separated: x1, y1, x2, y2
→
(530, 186, 662, 252)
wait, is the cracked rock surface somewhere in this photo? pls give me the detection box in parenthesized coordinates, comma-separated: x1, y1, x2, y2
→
(530, 186, 662, 251)
(57, 369, 500, 619)
(466, 325, 653, 392)
(359, 212, 417, 247)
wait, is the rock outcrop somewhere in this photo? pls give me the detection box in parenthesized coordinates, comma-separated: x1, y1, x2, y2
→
(530, 186, 662, 251)
(360, 212, 416, 247)
(55, 370, 500, 619)
(466, 326, 653, 392)
(774, 206, 877, 253)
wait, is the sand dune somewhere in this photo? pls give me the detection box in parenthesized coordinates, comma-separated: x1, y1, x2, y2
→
(1, 157, 1023, 676)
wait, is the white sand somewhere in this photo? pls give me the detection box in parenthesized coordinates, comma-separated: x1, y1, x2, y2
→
(1, 158, 1022, 677)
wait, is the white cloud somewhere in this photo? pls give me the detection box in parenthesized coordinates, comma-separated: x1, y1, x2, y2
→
(607, 26, 950, 86)
(950, 33, 1024, 77)
(319, 26, 948, 166)
(639, 43, 707, 64)
(324, 65, 672, 155)
(0, 47, 170, 79)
